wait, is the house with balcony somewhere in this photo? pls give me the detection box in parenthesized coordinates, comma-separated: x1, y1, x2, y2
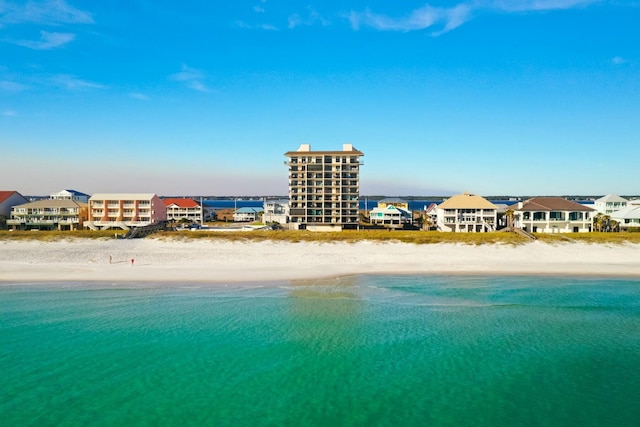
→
(163, 198, 203, 224)
(84, 193, 166, 230)
(369, 198, 413, 228)
(610, 199, 640, 231)
(515, 197, 594, 233)
(436, 192, 498, 232)
(0, 191, 29, 218)
(50, 189, 90, 203)
(7, 198, 88, 230)
(593, 194, 628, 215)
(263, 199, 289, 224)
(233, 207, 263, 222)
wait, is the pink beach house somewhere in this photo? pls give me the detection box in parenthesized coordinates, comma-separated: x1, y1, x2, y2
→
(84, 193, 166, 230)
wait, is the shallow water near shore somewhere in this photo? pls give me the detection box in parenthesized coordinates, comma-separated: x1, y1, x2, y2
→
(2, 275, 640, 426)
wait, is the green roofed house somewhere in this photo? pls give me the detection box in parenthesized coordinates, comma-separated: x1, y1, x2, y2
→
(369, 198, 413, 228)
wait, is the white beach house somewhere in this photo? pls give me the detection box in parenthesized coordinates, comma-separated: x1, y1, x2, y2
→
(593, 194, 628, 215)
(515, 197, 594, 233)
(436, 192, 498, 232)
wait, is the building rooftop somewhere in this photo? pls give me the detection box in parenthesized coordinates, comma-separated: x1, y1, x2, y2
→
(438, 192, 497, 210)
(517, 197, 594, 212)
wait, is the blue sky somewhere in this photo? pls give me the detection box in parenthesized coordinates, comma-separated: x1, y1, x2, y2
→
(1, 1, 639, 197)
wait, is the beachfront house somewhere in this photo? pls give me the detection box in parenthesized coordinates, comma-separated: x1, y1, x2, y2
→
(0, 191, 29, 218)
(593, 194, 628, 215)
(7, 198, 88, 230)
(163, 198, 203, 224)
(84, 193, 166, 230)
(285, 143, 364, 231)
(50, 189, 90, 203)
(610, 199, 640, 231)
(436, 192, 498, 232)
(515, 197, 594, 233)
(262, 199, 289, 224)
(233, 207, 263, 222)
(369, 198, 413, 228)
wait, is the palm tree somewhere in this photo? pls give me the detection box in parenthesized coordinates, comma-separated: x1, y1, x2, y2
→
(504, 209, 515, 231)
(593, 213, 604, 232)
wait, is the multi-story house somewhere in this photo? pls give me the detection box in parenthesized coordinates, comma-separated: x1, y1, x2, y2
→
(284, 144, 364, 231)
(436, 192, 498, 232)
(163, 198, 203, 224)
(50, 189, 90, 203)
(515, 197, 594, 233)
(84, 193, 166, 230)
(593, 194, 628, 215)
(7, 198, 88, 230)
(233, 207, 263, 222)
(369, 198, 413, 228)
(262, 199, 289, 225)
(611, 199, 640, 231)
(0, 191, 29, 218)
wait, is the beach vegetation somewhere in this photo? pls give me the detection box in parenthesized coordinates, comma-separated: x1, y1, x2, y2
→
(2, 228, 640, 245)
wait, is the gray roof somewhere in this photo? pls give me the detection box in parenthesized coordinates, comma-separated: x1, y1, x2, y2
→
(610, 205, 640, 220)
(595, 194, 628, 203)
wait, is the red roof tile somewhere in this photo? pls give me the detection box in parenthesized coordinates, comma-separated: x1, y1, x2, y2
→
(162, 198, 200, 208)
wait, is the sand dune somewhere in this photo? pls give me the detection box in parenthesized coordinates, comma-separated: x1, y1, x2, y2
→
(1, 238, 639, 284)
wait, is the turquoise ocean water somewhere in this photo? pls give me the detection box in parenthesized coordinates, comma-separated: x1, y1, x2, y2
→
(2, 275, 640, 427)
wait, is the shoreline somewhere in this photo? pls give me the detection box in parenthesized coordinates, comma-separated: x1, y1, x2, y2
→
(1, 239, 639, 284)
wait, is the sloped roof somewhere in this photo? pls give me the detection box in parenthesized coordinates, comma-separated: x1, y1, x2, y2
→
(610, 205, 640, 220)
(517, 197, 594, 212)
(163, 198, 200, 208)
(595, 194, 628, 203)
(12, 199, 87, 209)
(438, 192, 497, 209)
(236, 207, 264, 213)
(370, 205, 411, 215)
(0, 191, 19, 203)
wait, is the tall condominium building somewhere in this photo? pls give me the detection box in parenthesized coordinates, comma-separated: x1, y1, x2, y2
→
(284, 143, 364, 231)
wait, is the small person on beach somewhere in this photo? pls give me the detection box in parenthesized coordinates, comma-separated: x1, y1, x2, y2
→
(109, 255, 112, 264)
(131, 258, 134, 266)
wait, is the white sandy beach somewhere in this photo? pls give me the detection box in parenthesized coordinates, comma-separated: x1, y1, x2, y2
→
(1, 238, 640, 284)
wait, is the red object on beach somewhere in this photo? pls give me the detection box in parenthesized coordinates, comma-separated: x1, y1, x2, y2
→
(131, 258, 134, 266)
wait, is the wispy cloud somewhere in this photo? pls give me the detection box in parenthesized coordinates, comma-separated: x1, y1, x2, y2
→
(0, 79, 28, 91)
(486, 0, 598, 12)
(254, 6, 265, 13)
(51, 74, 105, 90)
(349, 4, 471, 35)
(288, 7, 330, 29)
(129, 92, 149, 100)
(0, 0, 93, 25)
(13, 30, 75, 49)
(2, 110, 17, 116)
(348, 0, 599, 35)
(611, 56, 628, 65)
(170, 65, 210, 92)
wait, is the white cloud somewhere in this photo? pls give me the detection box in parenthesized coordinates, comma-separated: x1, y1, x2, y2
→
(611, 56, 628, 65)
(13, 30, 75, 49)
(261, 23, 278, 31)
(170, 64, 210, 92)
(349, 4, 472, 35)
(349, 0, 599, 34)
(486, 0, 598, 12)
(288, 7, 329, 29)
(0, 79, 28, 91)
(254, 6, 265, 13)
(51, 74, 105, 90)
(130, 92, 149, 100)
(0, 0, 93, 25)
